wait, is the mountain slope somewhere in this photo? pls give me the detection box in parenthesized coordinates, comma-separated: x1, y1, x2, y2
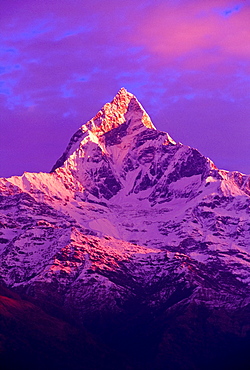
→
(0, 88, 250, 369)
(0, 285, 124, 370)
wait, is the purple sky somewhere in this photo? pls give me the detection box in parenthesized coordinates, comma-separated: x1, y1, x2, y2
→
(1, 0, 250, 178)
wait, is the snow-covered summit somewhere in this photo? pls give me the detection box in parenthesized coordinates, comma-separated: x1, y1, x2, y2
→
(51, 88, 160, 172)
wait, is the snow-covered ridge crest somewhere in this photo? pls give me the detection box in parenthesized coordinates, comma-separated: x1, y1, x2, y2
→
(51, 88, 161, 172)
(3, 88, 249, 206)
(82, 87, 156, 136)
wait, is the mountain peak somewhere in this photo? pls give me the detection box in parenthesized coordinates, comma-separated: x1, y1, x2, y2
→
(51, 88, 157, 171)
(82, 87, 156, 136)
(117, 86, 130, 95)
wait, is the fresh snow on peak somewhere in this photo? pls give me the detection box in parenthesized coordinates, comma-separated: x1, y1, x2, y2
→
(51, 89, 160, 171)
(81, 87, 156, 135)
(47, 88, 250, 207)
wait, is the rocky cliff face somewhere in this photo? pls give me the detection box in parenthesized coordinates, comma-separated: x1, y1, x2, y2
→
(0, 88, 250, 369)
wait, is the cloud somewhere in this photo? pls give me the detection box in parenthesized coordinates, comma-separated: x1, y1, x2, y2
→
(130, 0, 250, 65)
